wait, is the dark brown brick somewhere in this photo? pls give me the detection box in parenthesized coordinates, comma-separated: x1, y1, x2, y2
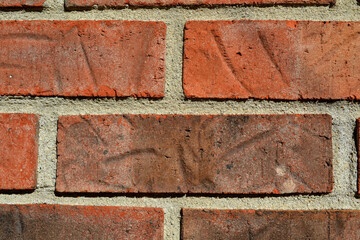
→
(184, 20, 360, 100)
(0, 0, 45, 7)
(56, 114, 332, 194)
(0, 204, 164, 239)
(0, 21, 166, 98)
(181, 209, 360, 239)
(0, 113, 38, 190)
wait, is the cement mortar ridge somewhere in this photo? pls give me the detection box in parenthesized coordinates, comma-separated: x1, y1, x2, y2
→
(1, 0, 360, 238)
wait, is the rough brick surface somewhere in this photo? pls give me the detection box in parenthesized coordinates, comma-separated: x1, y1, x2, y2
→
(56, 114, 332, 194)
(183, 20, 360, 100)
(181, 209, 360, 239)
(0, 0, 45, 7)
(0, 114, 38, 190)
(0, 21, 166, 98)
(65, 0, 334, 8)
(0, 204, 164, 239)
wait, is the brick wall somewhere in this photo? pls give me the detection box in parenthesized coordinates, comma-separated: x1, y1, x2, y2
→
(0, 0, 360, 239)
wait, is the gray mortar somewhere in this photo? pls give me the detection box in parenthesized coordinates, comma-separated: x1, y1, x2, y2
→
(1, 0, 360, 239)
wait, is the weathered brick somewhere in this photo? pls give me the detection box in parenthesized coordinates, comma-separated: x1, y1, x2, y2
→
(181, 209, 360, 239)
(65, 0, 334, 8)
(0, 204, 164, 239)
(0, 113, 38, 190)
(56, 114, 332, 194)
(0, 0, 45, 7)
(183, 20, 360, 100)
(0, 21, 166, 98)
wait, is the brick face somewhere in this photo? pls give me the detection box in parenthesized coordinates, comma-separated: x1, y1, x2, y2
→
(181, 209, 360, 239)
(56, 114, 332, 194)
(0, 113, 38, 190)
(183, 20, 360, 100)
(0, 0, 45, 7)
(0, 21, 166, 98)
(0, 204, 164, 239)
(65, 0, 334, 8)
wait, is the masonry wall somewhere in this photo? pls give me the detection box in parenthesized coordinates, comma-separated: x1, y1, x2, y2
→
(0, 0, 360, 239)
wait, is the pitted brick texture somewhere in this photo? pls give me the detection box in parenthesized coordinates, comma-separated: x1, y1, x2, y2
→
(184, 20, 360, 100)
(0, 21, 166, 98)
(0, 113, 38, 190)
(181, 209, 360, 239)
(65, 0, 334, 8)
(56, 114, 332, 194)
(0, 0, 45, 7)
(0, 204, 164, 239)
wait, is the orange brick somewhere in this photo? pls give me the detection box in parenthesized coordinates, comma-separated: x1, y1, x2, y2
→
(184, 20, 360, 100)
(0, 21, 166, 98)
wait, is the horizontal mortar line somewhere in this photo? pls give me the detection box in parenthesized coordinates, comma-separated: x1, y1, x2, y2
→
(0, 194, 360, 209)
(0, 101, 359, 114)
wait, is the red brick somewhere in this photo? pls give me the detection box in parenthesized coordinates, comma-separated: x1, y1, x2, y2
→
(0, 0, 45, 7)
(0, 204, 163, 239)
(56, 114, 332, 194)
(183, 20, 360, 100)
(181, 209, 360, 239)
(0, 113, 38, 190)
(65, 0, 333, 8)
(0, 21, 166, 98)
